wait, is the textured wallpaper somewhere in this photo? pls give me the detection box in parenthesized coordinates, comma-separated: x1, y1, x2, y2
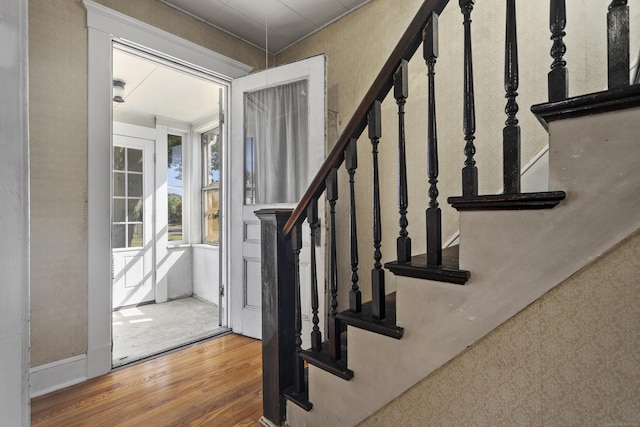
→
(29, 0, 91, 367)
(359, 230, 640, 427)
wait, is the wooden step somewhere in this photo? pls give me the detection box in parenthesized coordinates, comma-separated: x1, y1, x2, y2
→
(337, 292, 404, 339)
(299, 333, 353, 381)
(385, 245, 470, 285)
(531, 84, 640, 130)
(448, 191, 566, 211)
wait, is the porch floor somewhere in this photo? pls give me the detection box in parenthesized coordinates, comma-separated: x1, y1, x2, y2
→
(112, 297, 228, 367)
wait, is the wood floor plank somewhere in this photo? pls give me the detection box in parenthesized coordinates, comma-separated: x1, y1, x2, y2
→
(31, 334, 264, 427)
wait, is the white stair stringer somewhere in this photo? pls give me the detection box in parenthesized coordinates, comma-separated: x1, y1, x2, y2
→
(286, 106, 640, 427)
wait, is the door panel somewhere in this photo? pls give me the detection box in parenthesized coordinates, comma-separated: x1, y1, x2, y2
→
(230, 55, 326, 341)
(112, 135, 155, 309)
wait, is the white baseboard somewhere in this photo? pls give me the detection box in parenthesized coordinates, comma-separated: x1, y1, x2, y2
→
(30, 354, 87, 398)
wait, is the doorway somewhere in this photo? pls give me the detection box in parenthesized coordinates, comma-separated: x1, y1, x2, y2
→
(86, 0, 253, 378)
(111, 44, 229, 366)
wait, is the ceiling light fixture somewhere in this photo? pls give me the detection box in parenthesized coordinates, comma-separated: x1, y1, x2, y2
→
(113, 79, 126, 103)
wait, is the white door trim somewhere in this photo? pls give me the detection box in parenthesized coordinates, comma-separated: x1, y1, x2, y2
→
(0, 0, 30, 423)
(85, 1, 251, 378)
(83, 1, 252, 79)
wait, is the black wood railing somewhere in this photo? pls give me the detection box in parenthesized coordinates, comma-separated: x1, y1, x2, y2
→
(259, 0, 635, 423)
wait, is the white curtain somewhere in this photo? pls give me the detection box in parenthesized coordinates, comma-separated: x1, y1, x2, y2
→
(244, 79, 309, 204)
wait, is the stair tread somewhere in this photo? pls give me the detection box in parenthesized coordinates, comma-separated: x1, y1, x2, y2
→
(448, 191, 566, 211)
(385, 246, 470, 285)
(300, 334, 353, 381)
(531, 84, 640, 130)
(337, 292, 404, 339)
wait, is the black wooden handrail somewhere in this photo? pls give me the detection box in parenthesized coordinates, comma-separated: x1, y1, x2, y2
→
(283, 0, 450, 235)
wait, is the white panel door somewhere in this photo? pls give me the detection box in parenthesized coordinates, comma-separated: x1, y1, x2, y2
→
(230, 55, 326, 342)
(112, 135, 155, 309)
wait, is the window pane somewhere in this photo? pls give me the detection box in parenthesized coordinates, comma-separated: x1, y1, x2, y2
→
(112, 224, 126, 248)
(113, 198, 126, 222)
(202, 128, 220, 186)
(128, 173, 142, 198)
(129, 223, 143, 248)
(128, 198, 142, 222)
(127, 148, 143, 172)
(114, 147, 125, 171)
(243, 79, 309, 204)
(168, 133, 183, 242)
(168, 134, 183, 187)
(203, 188, 219, 244)
(114, 172, 125, 197)
(168, 190, 182, 241)
(244, 137, 255, 204)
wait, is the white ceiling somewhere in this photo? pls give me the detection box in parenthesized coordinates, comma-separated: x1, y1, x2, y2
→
(161, 0, 371, 54)
(113, 48, 223, 125)
(113, 1, 371, 125)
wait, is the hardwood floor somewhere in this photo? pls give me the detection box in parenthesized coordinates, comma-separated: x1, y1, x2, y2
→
(31, 334, 263, 426)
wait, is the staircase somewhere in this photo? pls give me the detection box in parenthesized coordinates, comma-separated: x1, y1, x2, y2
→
(257, 1, 640, 426)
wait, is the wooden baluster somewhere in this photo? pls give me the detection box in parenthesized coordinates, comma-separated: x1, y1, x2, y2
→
(369, 101, 386, 320)
(394, 60, 411, 263)
(503, 0, 521, 194)
(549, 0, 568, 101)
(291, 223, 306, 396)
(326, 168, 342, 361)
(608, 0, 630, 89)
(460, 0, 478, 197)
(307, 199, 322, 351)
(424, 13, 442, 267)
(345, 139, 361, 313)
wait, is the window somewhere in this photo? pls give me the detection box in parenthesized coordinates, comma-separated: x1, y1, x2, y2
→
(202, 127, 220, 244)
(243, 79, 309, 204)
(112, 146, 144, 248)
(167, 134, 183, 242)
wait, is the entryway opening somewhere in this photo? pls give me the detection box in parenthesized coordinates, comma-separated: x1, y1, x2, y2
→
(111, 43, 229, 367)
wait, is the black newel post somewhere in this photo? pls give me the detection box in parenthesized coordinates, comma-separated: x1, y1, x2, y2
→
(608, 0, 630, 89)
(256, 208, 296, 426)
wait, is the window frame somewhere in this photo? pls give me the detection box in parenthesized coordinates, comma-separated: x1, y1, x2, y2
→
(201, 125, 222, 246)
(166, 129, 189, 245)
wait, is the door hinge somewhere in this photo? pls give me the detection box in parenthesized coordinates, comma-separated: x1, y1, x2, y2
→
(219, 110, 225, 125)
(219, 285, 225, 296)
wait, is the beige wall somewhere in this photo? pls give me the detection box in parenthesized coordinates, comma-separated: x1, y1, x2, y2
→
(28, 0, 265, 367)
(276, 0, 640, 306)
(30, 0, 90, 367)
(360, 230, 640, 426)
(94, 0, 269, 72)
